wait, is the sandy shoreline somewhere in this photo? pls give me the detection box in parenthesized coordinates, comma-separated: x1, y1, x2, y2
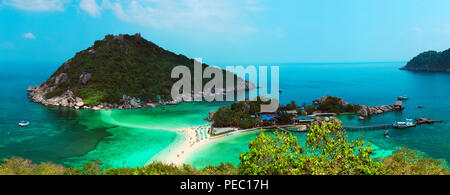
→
(146, 125, 255, 167)
(146, 125, 215, 166)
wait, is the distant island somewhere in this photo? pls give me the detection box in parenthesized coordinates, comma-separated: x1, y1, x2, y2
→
(27, 33, 254, 110)
(401, 48, 450, 73)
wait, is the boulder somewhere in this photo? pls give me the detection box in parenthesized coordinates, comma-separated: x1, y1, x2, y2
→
(75, 97, 84, 107)
(27, 86, 36, 92)
(79, 72, 92, 86)
(63, 60, 71, 70)
(120, 95, 142, 109)
(206, 111, 216, 121)
(88, 49, 96, 58)
(55, 73, 70, 85)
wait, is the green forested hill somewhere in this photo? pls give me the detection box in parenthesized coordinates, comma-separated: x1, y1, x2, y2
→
(402, 48, 450, 73)
(36, 33, 241, 106)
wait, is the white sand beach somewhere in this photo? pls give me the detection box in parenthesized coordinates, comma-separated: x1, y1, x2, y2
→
(147, 125, 223, 166)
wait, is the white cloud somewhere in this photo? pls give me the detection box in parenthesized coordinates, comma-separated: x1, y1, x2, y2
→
(100, 0, 262, 34)
(23, 32, 36, 39)
(80, 0, 101, 17)
(4, 0, 267, 34)
(2, 0, 66, 12)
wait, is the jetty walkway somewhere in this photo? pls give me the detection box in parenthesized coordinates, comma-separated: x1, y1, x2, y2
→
(343, 124, 393, 131)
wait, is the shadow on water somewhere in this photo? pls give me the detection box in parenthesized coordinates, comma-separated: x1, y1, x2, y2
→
(0, 106, 115, 165)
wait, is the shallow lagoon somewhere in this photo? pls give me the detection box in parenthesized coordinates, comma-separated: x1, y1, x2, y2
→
(0, 62, 449, 168)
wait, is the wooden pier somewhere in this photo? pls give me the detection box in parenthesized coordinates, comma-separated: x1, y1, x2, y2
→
(343, 124, 393, 131)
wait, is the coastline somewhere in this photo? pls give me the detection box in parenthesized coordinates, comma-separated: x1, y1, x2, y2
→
(147, 125, 260, 167)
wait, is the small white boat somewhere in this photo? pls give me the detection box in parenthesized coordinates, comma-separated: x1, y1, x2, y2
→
(397, 95, 409, 100)
(18, 121, 30, 127)
(393, 119, 416, 129)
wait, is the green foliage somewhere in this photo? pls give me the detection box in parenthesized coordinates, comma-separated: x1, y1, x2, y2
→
(43, 34, 243, 105)
(44, 87, 65, 99)
(304, 105, 316, 114)
(236, 122, 449, 175)
(213, 97, 270, 128)
(239, 122, 385, 175)
(316, 96, 360, 114)
(0, 157, 64, 175)
(239, 118, 258, 129)
(79, 88, 104, 106)
(381, 147, 449, 175)
(404, 48, 450, 71)
(238, 130, 302, 175)
(275, 114, 292, 125)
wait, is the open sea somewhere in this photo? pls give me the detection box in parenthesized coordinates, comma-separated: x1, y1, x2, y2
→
(0, 62, 449, 169)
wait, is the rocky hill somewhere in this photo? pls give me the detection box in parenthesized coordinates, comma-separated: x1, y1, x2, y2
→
(28, 33, 254, 110)
(401, 48, 450, 73)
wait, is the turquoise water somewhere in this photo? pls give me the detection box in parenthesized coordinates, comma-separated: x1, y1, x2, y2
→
(1, 62, 449, 169)
(187, 62, 450, 168)
(0, 64, 224, 168)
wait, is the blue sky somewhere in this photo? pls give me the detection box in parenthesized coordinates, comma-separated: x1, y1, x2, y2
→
(1, 0, 450, 65)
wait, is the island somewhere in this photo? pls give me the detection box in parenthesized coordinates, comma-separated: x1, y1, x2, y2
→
(27, 33, 254, 110)
(401, 48, 450, 73)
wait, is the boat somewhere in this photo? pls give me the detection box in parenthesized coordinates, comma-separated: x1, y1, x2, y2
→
(393, 119, 416, 129)
(397, 95, 409, 100)
(18, 121, 30, 127)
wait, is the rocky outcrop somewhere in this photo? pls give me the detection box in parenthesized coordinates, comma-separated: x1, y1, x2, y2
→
(119, 95, 141, 109)
(313, 95, 349, 106)
(313, 116, 341, 125)
(356, 102, 404, 118)
(205, 111, 216, 122)
(87, 49, 96, 58)
(415, 117, 442, 125)
(27, 84, 82, 108)
(27, 85, 165, 110)
(55, 73, 70, 85)
(79, 72, 92, 86)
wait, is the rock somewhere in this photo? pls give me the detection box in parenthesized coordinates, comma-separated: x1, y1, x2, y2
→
(324, 117, 330, 122)
(206, 111, 216, 121)
(393, 102, 404, 110)
(357, 101, 403, 118)
(92, 106, 101, 111)
(79, 72, 92, 86)
(357, 105, 369, 117)
(27, 86, 36, 92)
(63, 60, 71, 70)
(298, 125, 307, 132)
(120, 95, 142, 109)
(359, 116, 365, 120)
(146, 103, 156, 108)
(75, 97, 84, 107)
(55, 73, 70, 85)
(88, 49, 96, 58)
